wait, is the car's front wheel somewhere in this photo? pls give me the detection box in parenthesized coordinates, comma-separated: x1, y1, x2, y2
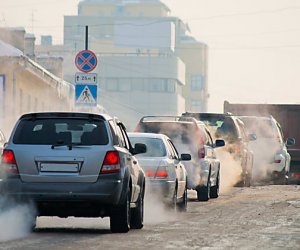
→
(177, 183, 188, 212)
(210, 171, 220, 199)
(130, 184, 144, 229)
(110, 189, 131, 233)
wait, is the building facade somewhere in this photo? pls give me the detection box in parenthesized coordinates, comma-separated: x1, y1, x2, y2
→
(63, 0, 208, 129)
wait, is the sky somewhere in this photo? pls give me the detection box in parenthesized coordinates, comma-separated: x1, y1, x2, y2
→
(1, 0, 300, 112)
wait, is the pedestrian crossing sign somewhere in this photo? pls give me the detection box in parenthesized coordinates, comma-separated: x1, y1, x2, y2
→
(75, 84, 97, 106)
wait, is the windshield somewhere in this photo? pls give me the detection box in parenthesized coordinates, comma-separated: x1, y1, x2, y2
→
(240, 118, 276, 138)
(129, 137, 166, 157)
(141, 122, 197, 144)
(13, 118, 109, 145)
(200, 116, 238, 142)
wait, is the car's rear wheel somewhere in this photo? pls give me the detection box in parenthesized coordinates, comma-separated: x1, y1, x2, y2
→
(197, 178, 210, 202)
(110, 189, 131, 233)
(177, 183, 188, 212)
(130, 184, 144, 229)
(210, 171, 220, 199)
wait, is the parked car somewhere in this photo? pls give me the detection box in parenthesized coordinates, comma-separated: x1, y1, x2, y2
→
(134, 116, 225, 201)
(0, 112, 147, 233)
(128, 132, 190, 211)
(182, 112, 255, 186)
(239, 115, 295, 184)
(0, 129, 5, 153)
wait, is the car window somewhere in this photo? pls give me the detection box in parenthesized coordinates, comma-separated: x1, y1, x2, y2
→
(108, 120, 119, 146)
(201, 116, 238, 142)
(241, 118, 276, 138)
(205, 128, 214, 145)
(167, 139, 179, 159)
(117, 123, 130, 150)
(129, 137, 166, 157)
(13, 118, 109, 145)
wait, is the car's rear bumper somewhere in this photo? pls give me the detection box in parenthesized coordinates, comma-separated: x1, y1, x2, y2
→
(0, 177, 127, 217)
(146, 179, 176, 203)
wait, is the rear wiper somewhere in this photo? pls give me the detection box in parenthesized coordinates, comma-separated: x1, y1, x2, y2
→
(51, 143, 72, 150)
(51, 142, 88, 150)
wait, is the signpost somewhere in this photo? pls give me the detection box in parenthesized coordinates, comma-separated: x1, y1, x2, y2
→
(74, 26, 99, 107)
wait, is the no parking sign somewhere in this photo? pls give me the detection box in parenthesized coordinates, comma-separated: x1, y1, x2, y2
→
(75, 50, 98, 73)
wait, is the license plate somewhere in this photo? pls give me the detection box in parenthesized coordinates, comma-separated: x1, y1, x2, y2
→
(40, 163, 79, 173)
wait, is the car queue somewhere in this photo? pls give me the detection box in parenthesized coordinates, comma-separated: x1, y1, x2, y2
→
(0, 111, 296, 233)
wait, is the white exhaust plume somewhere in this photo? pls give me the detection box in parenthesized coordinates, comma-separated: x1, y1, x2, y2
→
(0, 198, 36, 242)
(144, 184, 178, 224)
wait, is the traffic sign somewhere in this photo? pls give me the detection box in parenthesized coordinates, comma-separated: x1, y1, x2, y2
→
(75, 72, 97, 84)
(75, 84, 97, 106)
(75, 50, 98, 73)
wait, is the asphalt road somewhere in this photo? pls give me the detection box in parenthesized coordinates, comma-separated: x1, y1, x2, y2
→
(1, 185, 300, 250)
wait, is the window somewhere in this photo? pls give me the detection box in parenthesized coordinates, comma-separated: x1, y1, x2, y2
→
(106, 78, 118, 91)
(119, 79, 131, 92)
(191, 99, 201, 107)
(132, 79, 144, 91)
(130, 137, 166, 157)
(13, 118, 109, 145)
(191, 75, 204, 91)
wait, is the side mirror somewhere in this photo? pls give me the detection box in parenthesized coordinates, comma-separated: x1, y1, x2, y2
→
(286, 138, 295, 146)
(214, 139, 225, 148)
(180, 153, 191, 161)
(133, 143, 147, 155)
(248, 133, 257, 141)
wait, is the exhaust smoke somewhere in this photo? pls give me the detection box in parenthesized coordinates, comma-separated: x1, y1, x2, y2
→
(0, 197, 36, 242)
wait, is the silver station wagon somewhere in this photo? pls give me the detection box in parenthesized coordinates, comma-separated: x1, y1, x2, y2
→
(0, 112, 147, 233)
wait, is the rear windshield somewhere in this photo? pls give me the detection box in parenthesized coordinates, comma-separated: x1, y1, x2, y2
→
(129, 137, 166, 157)
(240, 118, 275, 138)
(200, 117, 238, 142)
(140, 122, 197, 144)
(13, 118, 109, 145)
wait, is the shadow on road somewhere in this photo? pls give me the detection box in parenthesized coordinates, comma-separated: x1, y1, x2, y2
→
(34, 227, 111, 235)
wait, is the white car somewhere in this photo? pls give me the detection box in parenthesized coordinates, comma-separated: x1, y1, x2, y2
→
(239, 116, 295, 184)
(128, 132, 190, 211)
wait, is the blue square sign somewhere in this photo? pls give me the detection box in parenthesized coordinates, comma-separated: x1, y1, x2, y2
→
(75, 84, 97, 106)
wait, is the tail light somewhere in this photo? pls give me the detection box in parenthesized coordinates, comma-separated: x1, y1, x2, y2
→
(1, 149, 19, 174)
(198, 147, 205, 159)
(291, 173, 300, 178)
(234, 145, 241, 154)
(146, 171, 154, 177)
(134, 124, 140, 132)
(155, 166, 168, 178)
(100, 151, 120, 174)
(146, 167, 168, 178)
(274, 159, 281, 163)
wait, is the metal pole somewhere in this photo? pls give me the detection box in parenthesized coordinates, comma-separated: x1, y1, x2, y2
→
(85, 26, 88, 50)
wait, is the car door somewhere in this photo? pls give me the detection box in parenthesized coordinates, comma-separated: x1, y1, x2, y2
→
(204, 128, 219, 184)
(166, 139, 186, 198)
(116, 121, 140, 202)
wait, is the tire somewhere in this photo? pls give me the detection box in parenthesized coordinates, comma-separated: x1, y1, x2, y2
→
(172, 186, 178, 211)
(210, 171, 220, 199)
(30, 216, 37, 231)
(110, 189, 131, 233)
(197, 179, 210, 202)
(130, 184, 144, 229)
(177, 184, 188, 212)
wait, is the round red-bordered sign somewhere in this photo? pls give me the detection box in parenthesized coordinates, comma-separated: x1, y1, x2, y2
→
(75, 50, 98, 73)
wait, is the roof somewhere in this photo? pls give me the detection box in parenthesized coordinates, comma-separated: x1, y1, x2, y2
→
(128, 132, 166, 139)
(19, 112, 112, 121)
(0, 40, 23, 57)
